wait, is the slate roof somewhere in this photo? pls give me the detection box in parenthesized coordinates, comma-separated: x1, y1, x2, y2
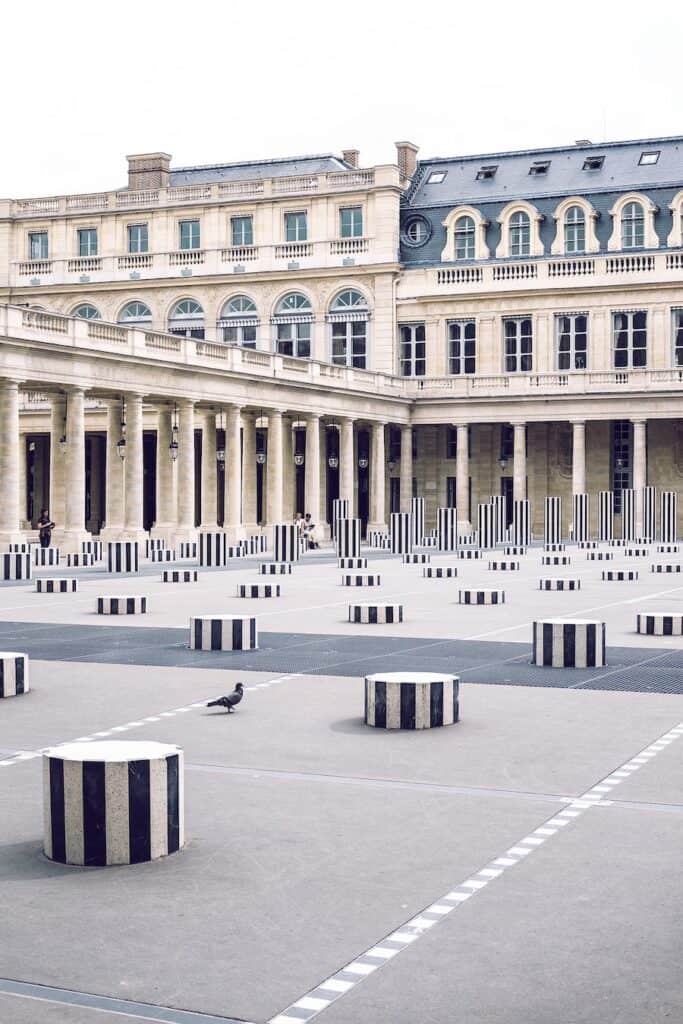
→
(170, 154, 349, 186)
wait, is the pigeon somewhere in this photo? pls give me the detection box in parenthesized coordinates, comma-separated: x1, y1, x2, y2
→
(207, 683, 244, 713)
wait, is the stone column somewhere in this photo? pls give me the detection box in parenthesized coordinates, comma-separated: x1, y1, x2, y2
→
(399, 424, 413, 513)
(100, 400, 125, 541)
(122, 392, 146, 541)
(175, 399, 196, 542)
(242, 412, 257, 528)
(18, 431, 28, 529)
(513, 421, 527, 503)
(282, 416, 294, 519)
(632, 418, 647, 535)
(62, 387, 90, 551)
(368, 420, 387, 531)
(571, 420, 586, 496)
(455, 423, 470, 530)
(224, 404, 243, 540)
(305, 413, 322, 524)
(200, 411, 217, 529)
(152, 406, 177, 541)
(49, 395, 67, 534)
(266, 409, 283, 525)
(0, 379, 23, 543)
(340, 417, 355, 515)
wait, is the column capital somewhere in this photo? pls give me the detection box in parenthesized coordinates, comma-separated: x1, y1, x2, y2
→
(631, 418, 647, 426)
(569, 418, 587, 427)
(63, 384, 87, 396)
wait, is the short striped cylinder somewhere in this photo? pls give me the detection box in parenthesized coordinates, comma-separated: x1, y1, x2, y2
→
(542, 555, 571, 566)
(97, 596, 147, 614)
(402, 553, 430, 564)
(145, 538, 166, 557)
(504, 546, 527, 556)
(625, 548, 648, 557)
(458, 549, 483, 560)
(336, 518, 361, 558)
(420, 536, 438, 548)
(602, 570, 638, 581)
(437, 507, 458, 551)
(34, 547, 60, 566)
(650, 563, 682, 574)
(199, 532, 227, 567)
(0, 652, 29, 697)
(532, 619, 605, 668)
(331, 499, 350, 538)
(488, 560, 519, 571)
(578, 541, 599, 549)
(587, 551, 613, 560)
(364, 672, 459, 730)
(458, 589, 504, 605)
(423, 566, 457, 578)
(1, 553, 32, 580)
(338, 557, 367, 569)
(190, 615, 258, 651)
(162, 570, 198, 583)
(43, 740, 183, 866)
(259, 562, 292, 575)
(66, 553, 94, 567)
(7, 542, 33, 553)
(368, 531, 390, 549)
(342, 574, 380, 587)
(151, 549, 176, 562)
(226, 547, 245, 559)
(274, 523, 300, 563)
(637, 612, 683, 636)
(237, 584, 280, 598)
(178, 542, 198, 559)
(349, 603, 403, 624)
(633, 537, 651, 546)
(107, 542, 139, 573)
(390, 512, 412, 554)
(656, 544, 679, 554)
(82, 541, 103, 560)
(240, 535, 267, 555)
(410, 497, 425, 547)
(539, 578, 581, 591)
(609, 539, 629, 547)
(544, 543, 565, 552)
(458, 533, 479, 546)
(36, 578, 78, 594)
(544, 496, 562, 545)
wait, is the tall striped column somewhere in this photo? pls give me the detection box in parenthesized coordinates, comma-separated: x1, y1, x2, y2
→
(621, 489, 636, 541)
(477, 503, 496, 550)
(598, 490, 614, 542)
(642, 485, 656, 542)
(544, 497, 562, 545)
(660, 491, 678, 543)
(511, 499, 530, 546)
(488, 495, 505, 545)
(107, 542, 139, 573)
(390, 512, 412, 554)
(332, 499, 350, 540)
(336, 518, 361, 558)
(437, 507, 458, 551)
(410, 497, 425, 546)
(199, 531, 227, 567)
(274, 523, 300, 562)
(572, 493, 589, 543)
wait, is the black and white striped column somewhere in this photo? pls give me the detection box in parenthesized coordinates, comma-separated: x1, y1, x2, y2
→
(36, 578, 78, 594)
(151, 549, 176, 563)
(1, 553, 32, 580)
(650, 563, 682, 574)
(82, 541, 103, 561)
(572, 493, 589, 543)
(390, 512, 412, 554)
(0, 652, 29, 697)
(488, 495, 505, 545)
(436, 507, 458, 551)
(368, 531, 390, 549)
(504, 545, 527, 556)
(336, 518, 361, 558)
(349, 603, 403, 624)
(598, 490, 614, 542)
(637, 612, 683, 636)
(402, 553, 430, 564)
(656, 544, 679, 554)
(458, 589, 504, 604)
(190, 615, 258, 651)
(542, 555, 571, 566)
(511, 499, 531, 547)
(338, 557, 367, 569)
(532, 619, 605, 667)
(458, 549, 483, 560)
(544, 543, 565, 552)
(602, 570, 638, 581)
(107, 542, 139, 573)
(66, 553, 94, 568)
(625, 547, 649, 557)
(178, 542, 198, 560)
(578, 540, 599, 549)
(544, 497, 562, 545)
(34, 547, 60, 567)
(364, 672, 459, 729)
(410, 497, 425, 547)
(587, 551, 613, 561)
(259, 562, 292, 575)
(488, 560, 519, 571)
(145, 538, 166, 558)
(539, 578, 580, 591)
(237, 584, 280, 598)
(423, 566, 457, 578)
(43, 740, 184, 865)
(477, 503, 496, 550)
(332, 499, 350, 539)
(97, 596, 147, 614)
(642, 486, 656, 542)
(199, 532, 227, 567)
(660, 492, 678, 543)
(274, 523, 300, 563)
(7, 542, 32, 553)
(342, 574, 380, 587)
(621, 488, 636, 541)
(240, 535, 267, 555)
(163, 570, 198, 583)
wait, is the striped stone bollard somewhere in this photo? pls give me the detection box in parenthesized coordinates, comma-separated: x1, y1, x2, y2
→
(458, 589, 505, 605)
(578, 541, 599, 549)
(544, 543, 565, 552)
(539, 578, 581, 591)
(34, 547, 60, 567)
(82, 540, 104, 561)
(349, 603, 403, 624)
(423, 566, 457, 578)
(402, 553, 430, 564)
(36, 578, 78, 594)
(624, 548, 649, 558)
(162, 570, 198, 583)
(542, 555, 571, 566)
(390, 512, 412, 555)
(364, 672, 460, 729)
(0, 652, 29, 698)
(273, 523, 300, 563)
(420, 536, 438, 548)
(145, 538, 166, 558)
(237, 584, 280, 598)
(151, 549, 176, 562)
(342, 574, 380, 587)
(259, 562, 292, 575)
(66, 553, 95, 568)
(602, 570, 638, 581)
(458, 534, 479, 546)
(532, 619, 605, 668)
(338, 557, 368, 569)
(587, 551, 613, 561)
(199, 532, 227, 567)
(178, 542, 198, 560)
(107, 542, 139, 574)
(241, 535, 267, 555)
(43, 740, 183, 866)
(488, 560, 520, 571)
(368, 531, 389, 548)
(636, 612, 683, 636)
(656, 544, 680, 554)
(651, 563, 682, 574)
(190, 615, 258, 651)
(226, 546, 245, 559)
(458, 549, 483, 560)
(504, 546, 527, 556)
(7, 542, 33, 553)
(1, 553, 32, 580)
(336, 518, 361, 559)
(609, 539, 628, 547)
(97, 596, 147, 614)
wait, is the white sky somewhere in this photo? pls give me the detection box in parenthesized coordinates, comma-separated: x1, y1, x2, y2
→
(4, 0, 681, 198)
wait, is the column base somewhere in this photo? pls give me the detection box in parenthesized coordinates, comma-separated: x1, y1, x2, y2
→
(366, 521, 388, 535)
(172, 527, 198, 546)
(99, 526, 125, 542)
(118, 529, 148, 544)
(456, 520, 473, 534)
(223, 525, 246, 544)
(0, 530, 29, 546)
(150, 524, 177, 543)
(56, 529, 92, 554)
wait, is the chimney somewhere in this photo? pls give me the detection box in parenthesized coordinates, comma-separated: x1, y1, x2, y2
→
(342, 148, 360, 169)
(395, 141, 419, 182)
(126, 152, 172, 190)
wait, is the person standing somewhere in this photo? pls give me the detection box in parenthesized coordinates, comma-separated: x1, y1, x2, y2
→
(37, 508, 55, 548)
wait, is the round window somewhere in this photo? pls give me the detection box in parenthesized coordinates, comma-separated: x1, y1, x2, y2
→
(402, 215, 432, 247)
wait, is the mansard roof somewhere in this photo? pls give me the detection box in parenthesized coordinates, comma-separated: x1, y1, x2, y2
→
(170, 154, 349, 186)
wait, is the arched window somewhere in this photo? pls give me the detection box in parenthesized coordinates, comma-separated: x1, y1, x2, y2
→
(564, 206, 586, 254)
(454, 216, 475, 260)
(272, 293, 312, 358)
(118, 301, 152, 327)
(509, 211, 530, 257)
(327, 290, 369, 368)
(622, 202, 644, 249)
(218, 295, 258, 348)
(168, 299, 205, 339)
(71, 303, 101, 320)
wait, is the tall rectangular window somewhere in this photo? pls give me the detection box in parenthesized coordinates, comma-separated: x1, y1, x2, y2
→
(556, 313, 588, 370)
(285, 211, 307, 242)
(29, 231, 48, 260)
(399, 323, 426, 377)
(340, 206, 363, 237)
(673, 309, 683, 366)
(231, 216, 253, 247)
(78, 228, 98, 257)
(388, 427, 401, 464)
(612, 420, 632, 514)
(276, 322, 310, 358)
(612, 310, 647, 369)
(179, 220, 200, 250)
(503, 317, 533, 372)
(331, 321, 367, 369)
(445, 427, 457, 459)
(448, 320, 476, 374)
(127, 223, 148, 253)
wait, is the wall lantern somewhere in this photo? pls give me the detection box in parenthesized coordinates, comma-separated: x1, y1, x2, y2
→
(358, 457, 369, 470)
(169, 403, 180, 461)
(294, 453, 305, 467)
(217, 448, 226, 472)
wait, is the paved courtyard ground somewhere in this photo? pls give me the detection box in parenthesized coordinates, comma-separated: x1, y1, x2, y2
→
(1, 542, 682, 1023)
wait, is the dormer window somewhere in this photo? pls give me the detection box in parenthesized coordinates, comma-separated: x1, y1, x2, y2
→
(639, 151, 660, 166)
(476, 165, 498, 180)
(529, 160, 550, 176)
(583, 155, 604, 171)
(622, 201, 645, 249)
(426, 171, 447, 184)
